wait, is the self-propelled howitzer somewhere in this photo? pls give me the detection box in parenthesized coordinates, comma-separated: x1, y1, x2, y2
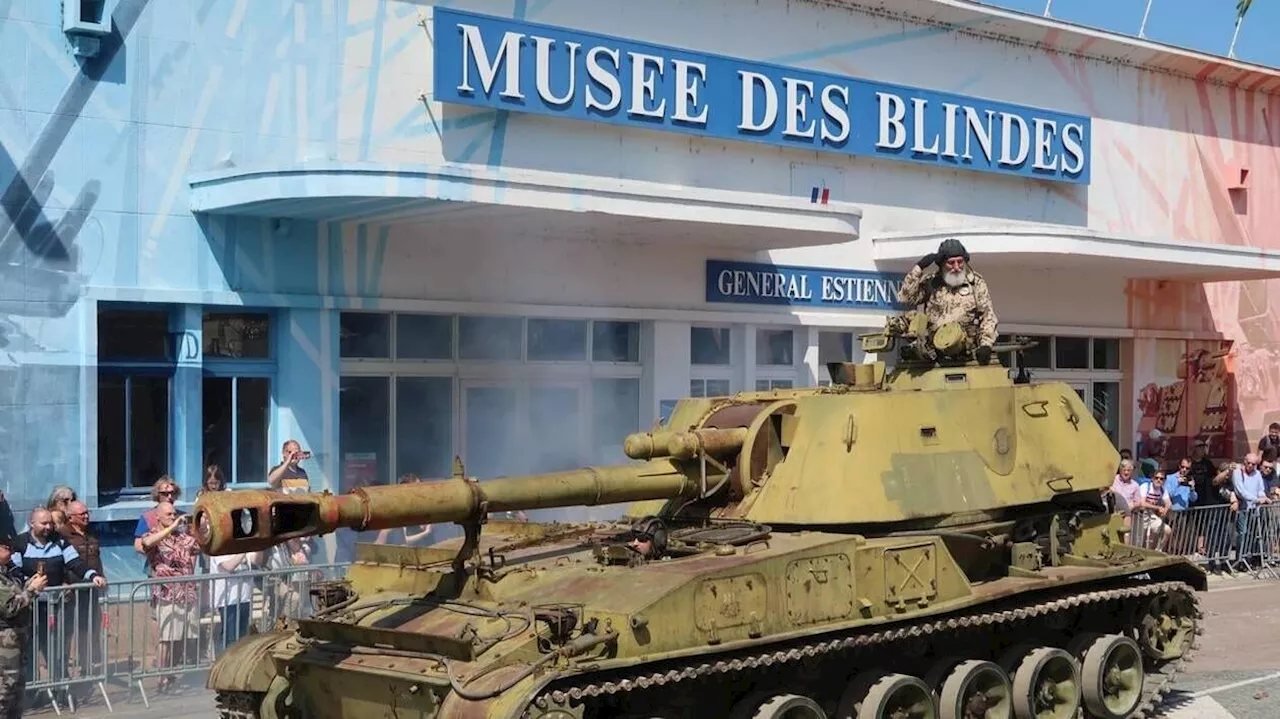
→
(203, 313, 1206, 719)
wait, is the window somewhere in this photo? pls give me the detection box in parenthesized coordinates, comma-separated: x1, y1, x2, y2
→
(818, 330, 858, 387)
(201, 311, 274, 485)
(459, 315, 524, 360)
(1000, 334, 1126, 449)
(97, 307, 174, 493)
(395, 314, 452, 360)
(1093, 381, 1121, 447)
(204, 312, 271, 359)
(819, 331, 854, 364)
(1002, 335, 1125, 376)
(593, 378, 641, 462)
(755, 329, 794, 366)
(1018, 336, 1052, 369)
(528, 319, 588, 361)
(755, 326, 798, 390)
(593, 321, 640, 363)
(691, 325, 734, 397)
(395, 377, 453, 478)
(338, 312, 643, 484)
(1093, 339, 1121, 370)
(340, 312, 391, 358)
(1054, 337, 1089, 370)
(339, 376, 391, 490)
(202, 377, 271, 484)
(691, 326, 731, 365)
(691, 379, 731, 397)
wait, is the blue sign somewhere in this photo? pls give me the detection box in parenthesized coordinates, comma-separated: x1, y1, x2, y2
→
(706, 260, 909, 310)
(433, 9, 1092, 184)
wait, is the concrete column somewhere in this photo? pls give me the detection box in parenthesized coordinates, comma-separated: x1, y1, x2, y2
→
(170, 305, 204, 502)
(650, 320, 691, 423)
(275, 307, 341, 561)
(802, 326, 820, 386)
(274, 307, 341, 494)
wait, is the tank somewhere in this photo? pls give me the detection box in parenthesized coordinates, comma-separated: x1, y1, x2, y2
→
(196, 311, 1206, 719)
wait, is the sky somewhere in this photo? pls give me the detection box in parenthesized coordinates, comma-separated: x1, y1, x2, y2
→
(973, 0, 1278, 69)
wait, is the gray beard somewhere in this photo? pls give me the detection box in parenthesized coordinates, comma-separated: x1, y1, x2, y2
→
(943, 270, 966, 288)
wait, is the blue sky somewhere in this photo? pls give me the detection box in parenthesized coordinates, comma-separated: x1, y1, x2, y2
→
(974, 0, 1278, 69)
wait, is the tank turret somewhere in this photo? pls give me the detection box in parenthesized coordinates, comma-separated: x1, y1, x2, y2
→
(203, 313, 1206, 719)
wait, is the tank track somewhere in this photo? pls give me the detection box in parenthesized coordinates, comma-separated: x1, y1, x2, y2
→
(215, 688, 263, 719)
(214, 579, 1201, 719)
(531, 579, 1202, 719)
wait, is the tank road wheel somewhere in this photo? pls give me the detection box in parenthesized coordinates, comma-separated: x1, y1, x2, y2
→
(1000, 647, 1081, 719)
(730, 692, 827, 719)
(1136, 593, 1197, 661)
(836, 672, 938, 719)
(931, 660, 1012, 719)
(1069, 634, 1145, 719)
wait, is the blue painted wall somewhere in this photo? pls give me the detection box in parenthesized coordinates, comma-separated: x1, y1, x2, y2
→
(0, 0, 361, 543)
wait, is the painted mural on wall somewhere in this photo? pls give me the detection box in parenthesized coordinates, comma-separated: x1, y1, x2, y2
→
(1109, 80, 1280, 458)
(1131, 339, 1237, 462)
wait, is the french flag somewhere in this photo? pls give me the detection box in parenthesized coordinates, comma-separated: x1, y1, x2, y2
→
(810, 186, 830, 205)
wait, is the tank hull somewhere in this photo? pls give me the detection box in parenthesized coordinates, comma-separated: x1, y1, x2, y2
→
(212, 522, 1205, 719)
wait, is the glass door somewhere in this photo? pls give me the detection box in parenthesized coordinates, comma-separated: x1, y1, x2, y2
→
(526, 383, 588, 474)
(461, 381, 521, 480)
(460, 379, 598, 521)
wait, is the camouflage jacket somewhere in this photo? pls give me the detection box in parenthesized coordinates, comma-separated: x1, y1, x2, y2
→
(896, 265, 999, 347)
(0, 570, 32, 667)
(0, 570, 31, 628)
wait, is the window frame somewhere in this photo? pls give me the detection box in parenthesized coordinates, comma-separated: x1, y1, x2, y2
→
(97, 361, 176, 497)
(201, 308, 278, 487)
(690, 323, 734, 396)
(200, 369, 277, 486)
(754, 324, 800, 390)
(1000, 334, 1126, 450)
(338, 311, 645, 481)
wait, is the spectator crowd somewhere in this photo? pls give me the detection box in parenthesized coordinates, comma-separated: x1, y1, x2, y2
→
(1108, 426, 1280, 574)
(0, 438, 354, 715)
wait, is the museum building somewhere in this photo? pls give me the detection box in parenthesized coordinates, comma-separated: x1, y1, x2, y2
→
(4, 0, 1280, 569)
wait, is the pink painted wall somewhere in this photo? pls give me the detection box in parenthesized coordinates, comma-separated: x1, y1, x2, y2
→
(1060, 46, 1280, 458)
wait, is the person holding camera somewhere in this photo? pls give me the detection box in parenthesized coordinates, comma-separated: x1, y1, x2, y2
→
(267, 439, 311, 494)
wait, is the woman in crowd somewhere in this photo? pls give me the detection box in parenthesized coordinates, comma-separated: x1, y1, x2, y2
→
(133, 476, 182, 563)
(45, 485, 76, 531)
(139, 502, 201, 694)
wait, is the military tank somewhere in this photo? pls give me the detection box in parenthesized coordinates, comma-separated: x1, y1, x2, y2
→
(194, 311, 1205, 719)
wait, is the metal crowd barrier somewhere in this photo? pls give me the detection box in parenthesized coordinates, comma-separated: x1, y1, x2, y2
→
(20, 562, 350, 714)
(1127, 503, 1280, 578)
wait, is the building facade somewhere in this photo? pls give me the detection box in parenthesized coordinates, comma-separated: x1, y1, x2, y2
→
(3, 0, 1280, 572)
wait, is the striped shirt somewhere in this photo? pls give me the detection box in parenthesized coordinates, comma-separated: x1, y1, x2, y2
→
(9, 532, 99, 599)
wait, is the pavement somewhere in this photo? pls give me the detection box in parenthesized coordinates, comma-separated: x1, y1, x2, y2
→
(29, 573, 1280, 718)
(1159, 574, 1280, 719)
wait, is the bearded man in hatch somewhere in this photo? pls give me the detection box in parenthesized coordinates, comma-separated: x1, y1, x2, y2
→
(896, 238, 999, 365)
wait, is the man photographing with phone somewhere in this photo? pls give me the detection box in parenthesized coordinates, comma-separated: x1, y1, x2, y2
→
(264, 438, 315, 622)
(267, 439, 311, 494)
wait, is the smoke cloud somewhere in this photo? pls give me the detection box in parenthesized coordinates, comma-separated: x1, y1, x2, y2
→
(336, 312, 645, 550)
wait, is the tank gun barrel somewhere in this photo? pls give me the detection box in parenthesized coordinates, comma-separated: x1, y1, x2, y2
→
(623, 427, 747, 460)
(191, 462, 699, 555)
